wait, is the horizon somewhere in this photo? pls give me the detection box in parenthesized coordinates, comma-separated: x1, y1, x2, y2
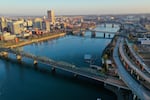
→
(1, 13, 150, 18)
(0, 0, 150, 16)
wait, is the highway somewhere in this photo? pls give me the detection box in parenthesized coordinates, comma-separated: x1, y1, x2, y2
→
(125, 39, 150, 74)
(120, 39, 150, 84)
(113, 37, 150, 100)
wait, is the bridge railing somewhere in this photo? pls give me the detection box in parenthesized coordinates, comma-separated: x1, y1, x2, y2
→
(0, 47, 130, 88)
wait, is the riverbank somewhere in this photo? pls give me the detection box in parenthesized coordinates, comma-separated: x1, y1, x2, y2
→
(101, 36, 118, 59)
(101, 35, 118, 75)
(3, 33, 66, 48)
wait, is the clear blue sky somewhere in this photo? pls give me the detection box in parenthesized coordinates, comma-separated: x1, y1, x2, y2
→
(0, 0, 150, 16)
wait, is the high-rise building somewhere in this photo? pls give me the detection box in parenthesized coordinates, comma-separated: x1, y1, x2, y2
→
(47, 10, 55, 24)
(7, 20, 24, 34)
(0, 17, 7, 32)
(12, 21, 24, 34)
(24, 19, 33, 29)
(33, 18, 43, 29)
(42, 20, 50, 32)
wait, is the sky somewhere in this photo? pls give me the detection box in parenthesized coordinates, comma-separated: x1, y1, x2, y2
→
(0, 0, 150, 16)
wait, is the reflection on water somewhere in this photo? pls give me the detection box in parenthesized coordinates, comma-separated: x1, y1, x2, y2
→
(0, 24, 119, 100)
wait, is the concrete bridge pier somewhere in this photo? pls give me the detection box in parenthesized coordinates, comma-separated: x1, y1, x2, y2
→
(117, 87, 120, 91)
(139, 64, 144, 71)
(34, 60, 38, 66)
(73, 74, 78, 78)
(122, 59, 126, 67)
(120, 56, 123, 61)
(119, 76, 122, 80)
(91, 31, 96, 38)
(80, 31, 85, 36)
(130, 69, 133, 74)
(104, 33, 106, 38)
(108, 34, 111, 38)
(141, 66, 144, 71)
(52, 67, 56, 72)
(137, 75, 140, 81)
(17, 55, 22, 62)
(2, 52, 8, 58)
(104, 23, 106, 27)
(112, 24, 114, 28)
(125, 62, 129, 70)
(133, 94, 137, 100)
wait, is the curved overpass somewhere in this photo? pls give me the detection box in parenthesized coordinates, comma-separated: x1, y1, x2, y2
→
(125, 39, 150, 74)
(120, 40, 150, 84)
(113, 37, 150, 100)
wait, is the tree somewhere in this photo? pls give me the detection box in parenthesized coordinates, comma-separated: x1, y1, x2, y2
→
(102, 54, 108, 72)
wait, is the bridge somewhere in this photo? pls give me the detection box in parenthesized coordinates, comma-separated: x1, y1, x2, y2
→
(119, 39, 150, 86)
(0, 47, 129, 90)
(89, 30, 118, 34)
(125, 39, 150, 74)
(89, 30, 119, 38)
(113, 37, 150, 100)
(66, 28, 120, 39)
(98, 20, 122, 24)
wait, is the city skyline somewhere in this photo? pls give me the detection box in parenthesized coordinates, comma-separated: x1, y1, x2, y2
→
(0, 0, 150, 16)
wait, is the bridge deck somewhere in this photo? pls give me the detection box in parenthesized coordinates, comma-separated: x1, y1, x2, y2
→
(113, 37, 150, 100)
(125, 39, 150, 74)
(90, 30, 118, 34)
(0, 47, 128, 90)
(120, 40, 150, 83)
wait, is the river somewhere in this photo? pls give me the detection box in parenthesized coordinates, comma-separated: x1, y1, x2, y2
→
(0, 24, 119, 100)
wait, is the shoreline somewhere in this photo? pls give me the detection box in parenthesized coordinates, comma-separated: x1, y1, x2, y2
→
(5, 33, 66, 48)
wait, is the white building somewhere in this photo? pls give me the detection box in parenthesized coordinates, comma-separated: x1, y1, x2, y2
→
(7, 20, 25, 34)
(138, 38, 150, 45)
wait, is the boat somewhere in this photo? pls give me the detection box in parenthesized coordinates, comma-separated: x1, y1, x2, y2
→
(84, 54, 92, 63)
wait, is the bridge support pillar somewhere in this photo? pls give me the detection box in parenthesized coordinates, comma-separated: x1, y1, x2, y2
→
(119, 76, 121, 80)
(80, 31, 85, 36)
(122, 61, 125, 66)
(131, 69, 133, 75)
(125, 62, 128, 70)
(137, 75, 140, 80)
(141, 66, 144, 71)
(117, 87, 120, 91)
(52, 67, 56, 72)
(74, 74, 78, 78)
(108, 34, 111, 38)
(91, 31, 96, 38)
(2, 52, 8, 58)
(133, 94, 137, 100)
(112, 24, 114, 28)
(104, 23, 106, 27)
(33, 60, 38, 66)
(104, 33, 106, 38)
(17, 55, 22, 62)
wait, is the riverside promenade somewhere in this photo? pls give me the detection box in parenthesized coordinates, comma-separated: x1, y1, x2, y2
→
(4, 33, 66, 48)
